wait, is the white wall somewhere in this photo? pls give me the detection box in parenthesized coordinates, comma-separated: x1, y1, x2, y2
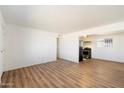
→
(0, 10, 4, 82)
(59, 36, 79, 63)
(4, 24, 58, 71)
(0, 23, 3, 83)
(92, 32, 124, 63)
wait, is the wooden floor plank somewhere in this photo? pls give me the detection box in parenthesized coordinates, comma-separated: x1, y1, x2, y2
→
(1, 59, 124, 88)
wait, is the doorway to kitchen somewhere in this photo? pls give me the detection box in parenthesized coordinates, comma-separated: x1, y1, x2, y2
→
(79, 35, 92, 62)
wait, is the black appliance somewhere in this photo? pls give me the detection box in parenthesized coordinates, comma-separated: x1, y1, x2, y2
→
(79, 47, 83, 62)
(83, 47, 91, 59)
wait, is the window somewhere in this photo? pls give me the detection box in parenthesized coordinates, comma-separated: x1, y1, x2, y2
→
(96, 38, 113, 48)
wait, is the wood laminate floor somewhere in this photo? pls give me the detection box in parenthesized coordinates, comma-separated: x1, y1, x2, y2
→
(1, 59, 124, 88)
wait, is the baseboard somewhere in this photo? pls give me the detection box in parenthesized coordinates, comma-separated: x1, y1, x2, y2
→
(4, 59, 57, 72)
(92, 58, 124, 64)
(58, 58, 78, 63)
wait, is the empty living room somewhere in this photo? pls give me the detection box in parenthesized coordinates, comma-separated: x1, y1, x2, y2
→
(0, 3, 124, 91)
